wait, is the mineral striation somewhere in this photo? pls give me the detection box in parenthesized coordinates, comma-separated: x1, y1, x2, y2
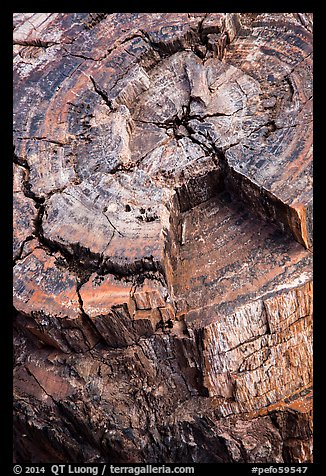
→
(13, 13, 313, 463)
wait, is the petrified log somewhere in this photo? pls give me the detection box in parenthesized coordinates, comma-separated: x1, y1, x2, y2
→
(13, 13, 313, 463)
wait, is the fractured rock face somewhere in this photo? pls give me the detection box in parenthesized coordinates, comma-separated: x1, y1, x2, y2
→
(42, 170, 167, 271)
(13, 12, 313, 464)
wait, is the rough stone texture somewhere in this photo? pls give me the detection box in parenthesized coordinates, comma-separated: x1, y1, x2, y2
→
(13, 13, 313, 463)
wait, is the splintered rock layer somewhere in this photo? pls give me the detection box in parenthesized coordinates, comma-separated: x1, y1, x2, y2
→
(13, 13, 313, 463)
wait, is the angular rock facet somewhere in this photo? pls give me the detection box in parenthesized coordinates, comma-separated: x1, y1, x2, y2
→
(13, 12, 313, 464)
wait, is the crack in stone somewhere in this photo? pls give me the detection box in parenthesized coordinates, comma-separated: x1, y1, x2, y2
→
(16, 136, 69, 146)
(14, 39, 59, 48)
(101, 211, 124, 237)
(13, 236, 35, 265)
(90, 76, 114, 110)
(13, 13, 313, 463)
(25, 365, 58, 404)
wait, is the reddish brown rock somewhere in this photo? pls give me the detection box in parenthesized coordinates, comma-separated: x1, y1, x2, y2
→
(13, 13, 313, 464)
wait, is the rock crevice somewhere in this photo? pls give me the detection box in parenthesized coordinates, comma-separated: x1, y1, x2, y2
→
(13, 12, 313, 463)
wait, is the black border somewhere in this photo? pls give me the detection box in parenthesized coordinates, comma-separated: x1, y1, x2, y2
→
(6, 3, 321, 473)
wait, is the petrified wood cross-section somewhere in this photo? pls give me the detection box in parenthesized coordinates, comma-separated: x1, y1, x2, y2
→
(13, 13, 313, 463)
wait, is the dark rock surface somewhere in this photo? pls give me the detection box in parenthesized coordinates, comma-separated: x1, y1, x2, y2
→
(13, 13, 313, 463)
